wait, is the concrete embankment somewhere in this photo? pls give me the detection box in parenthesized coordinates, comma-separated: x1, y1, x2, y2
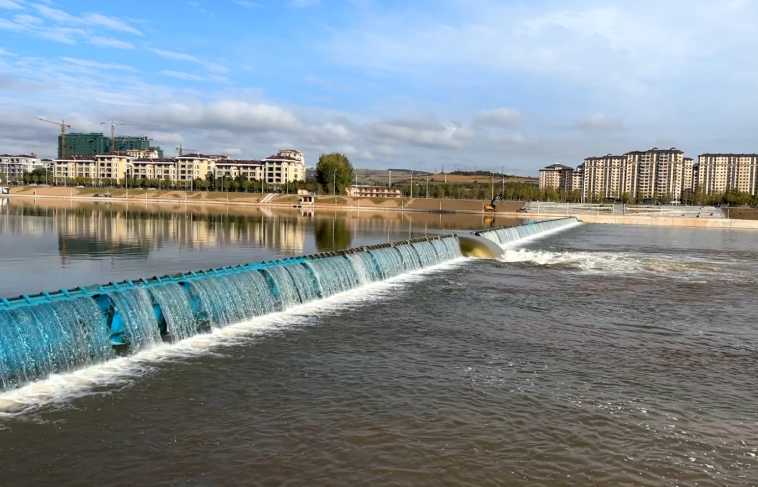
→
(574, 213, 758, 229)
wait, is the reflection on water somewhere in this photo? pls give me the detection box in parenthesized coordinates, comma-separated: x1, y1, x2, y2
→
(0, 198, 526, 297)
(315, 218, 352, 252)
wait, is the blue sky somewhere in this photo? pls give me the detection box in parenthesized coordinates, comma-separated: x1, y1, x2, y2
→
(0, 0, 756, 175)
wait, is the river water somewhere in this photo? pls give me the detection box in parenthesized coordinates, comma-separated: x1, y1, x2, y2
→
(1, 199, 757, 486)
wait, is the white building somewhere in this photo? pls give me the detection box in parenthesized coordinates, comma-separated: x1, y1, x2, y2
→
(0, 154, 43, 183)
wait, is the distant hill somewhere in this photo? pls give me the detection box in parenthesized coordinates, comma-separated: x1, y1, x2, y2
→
(308, 167, 536, 186)
(354, 168, 536, 186)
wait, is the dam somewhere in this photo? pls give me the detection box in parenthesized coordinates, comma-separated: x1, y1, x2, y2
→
(0, 217, 579, 394)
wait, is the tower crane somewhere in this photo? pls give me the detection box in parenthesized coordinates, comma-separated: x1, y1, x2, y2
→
(100, 118, 160, 152)
(34, 118, 71, 158)
(176, 144, 198, 156)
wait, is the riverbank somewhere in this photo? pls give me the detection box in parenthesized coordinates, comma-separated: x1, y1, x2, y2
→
(7, 186, 758, 229)
(5, 186, 526, 214)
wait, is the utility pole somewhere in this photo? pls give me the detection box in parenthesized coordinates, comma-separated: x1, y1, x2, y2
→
(333, 171, 336, 203)
(410, 170, 413, 198)
(491, 171, 494, 200)
(502, 164, 505, 198)
(426, 173, 429, 198)
(443, 164, 447, 183)
(388, 170, 392, 188)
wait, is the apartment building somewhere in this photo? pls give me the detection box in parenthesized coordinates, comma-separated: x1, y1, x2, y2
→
(572, 164, 584, 193)
(696, 154, 758, 195)
(48, 148, 307, 187)
(128, 158, 179, 181)
(0, 154, 43, 182)
(53, 156, 97, 182)
(215, 159, 264, 181)
(581, 154, 636, 199)
(625, 148, 689, 201)
(538, 163, 574, 191)
(176, 154, 224, 186)
(263, 150, 305, 185)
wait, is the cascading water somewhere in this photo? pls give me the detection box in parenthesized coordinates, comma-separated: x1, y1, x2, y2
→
(395, 245, 422, 271)
(107, 289, 163, 352)
(0, 235, 462, 393)
(306, 256, 360, 297)
(0, 298, 112, 391)
(347, 252, 382, 284)
(148, 285, 198, 342)
(265, 266, 305, 308)
(476, 218, 580, 247)
(368, 247, 405, 279)
(283, 264, 321, 303)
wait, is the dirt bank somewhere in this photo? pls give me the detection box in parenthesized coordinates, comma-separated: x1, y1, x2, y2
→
(7, 186, 526, 214)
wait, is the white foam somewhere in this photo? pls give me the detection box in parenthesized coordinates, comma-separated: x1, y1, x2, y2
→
(499, 221, 583, 248)
(0, 257, 469, 417)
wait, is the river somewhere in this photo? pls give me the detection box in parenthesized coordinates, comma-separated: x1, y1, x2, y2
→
(0, 198, 756, 486)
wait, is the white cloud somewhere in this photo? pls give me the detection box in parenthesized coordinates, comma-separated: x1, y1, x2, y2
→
(0, 47, 13, 56)
(82, 13, 141, 35)
(575, 114, 623, 133)
(370, 118, 471, 149)
(87, 37, 135, 49)
(160, 70, 227, 82)
(151, 48, 228, 74)
(0, 0, 23, 9)
(234, 0, 262, 7)
(59, 57, 138, 72)
(473, 107, 522, 127)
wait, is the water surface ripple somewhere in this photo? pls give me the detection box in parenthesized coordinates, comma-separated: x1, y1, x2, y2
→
(0, 221, 757, 486)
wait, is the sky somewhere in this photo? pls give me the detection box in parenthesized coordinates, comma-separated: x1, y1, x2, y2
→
(0, 0, 756, 175)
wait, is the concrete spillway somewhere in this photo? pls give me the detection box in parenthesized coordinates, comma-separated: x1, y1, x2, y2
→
(0, 235, 462, 393)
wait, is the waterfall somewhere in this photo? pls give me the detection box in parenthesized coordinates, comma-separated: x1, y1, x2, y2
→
(149, 285, 198, 342)
(368, 247, 405, 279)
(476, 218, 580, 246)
(108, 289, 163, 351)
(347, 252, 382, 284)
(283, 264, 321, 303)
(306, 256, 359, 297)
(0, 235, 462, 393)
(0, 298, 112, 391)
(395, 245, 422, 271)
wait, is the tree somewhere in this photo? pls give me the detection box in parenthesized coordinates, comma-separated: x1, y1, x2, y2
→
(315, 153, 354, 195)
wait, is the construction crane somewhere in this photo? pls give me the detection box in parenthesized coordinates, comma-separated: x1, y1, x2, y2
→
(176, 144, 198, 156)
(101, 118, 160, 152)
(34, 117, 71, 158)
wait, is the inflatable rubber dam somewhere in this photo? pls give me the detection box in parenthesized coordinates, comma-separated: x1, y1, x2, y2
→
(0, 218, 580, 393)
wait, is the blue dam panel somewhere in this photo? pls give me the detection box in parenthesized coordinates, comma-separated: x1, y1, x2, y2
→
(0, 235, 462, 393)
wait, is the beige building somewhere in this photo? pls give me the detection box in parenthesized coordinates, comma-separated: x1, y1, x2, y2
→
(626, 148, 687, 201)
(572, 164, 584, 194)
(696, 154, 758, 195)
(215, 160, 264, 181)
(581, 154, 636, 199)
(263, 150, 306, 185)
(53, 156, 97, 182)
(128, 159, 179, 181)
(538, 163, 574, 192)
(176, 154, 223, 187)
(52, 152, 132, 184)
